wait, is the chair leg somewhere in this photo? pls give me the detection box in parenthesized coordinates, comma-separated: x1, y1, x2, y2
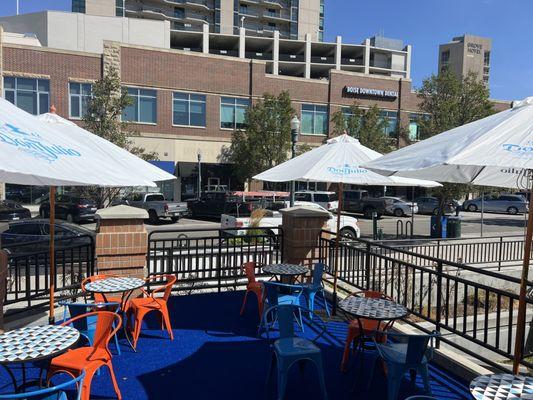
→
(419, 364, 431, 395)
(80, 366, 99, 400)
(341, 328, 359, 372)
(266, 352, 276, 386)
(307, 292, 316, 319)
(113, 323, 121, 356)
(161, 305, 174, 340)
(106, 361, 122, 400)
(277, 367, 289, 400)
(321, 289, 330, 316)
(132, 309, 149, 349)
(311, 356, 328, 400)
(240, 290, 249, 316)
(297, 307, 304, 333)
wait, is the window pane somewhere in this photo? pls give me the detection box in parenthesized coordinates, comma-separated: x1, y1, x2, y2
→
(127, 88, 137, 96)
(4, 77, 15, 89)
(221, 97, 234, 105)
(69, 82, 80, 94)
(235, 105, 246, 129)
(81, 97, 90, 118)
(70, 96, 80, 118)
(409, 122, 418, 141)
(302, 104, 314, 111)
(139, 97, 156, 123)
(17, 91, 37, 115)
(173, 99, 189, 125)
(314, 111, 327, 134)
(190, 101, 206, 126)
(301, 111, 313, 134)
(173, 93, 188, 101)
(123, 102, 137, 122)
(39, 93, 49, 114)
(221, 103, 235, 128)
(236, 98, 249, 107)
(4, 90, 15, 105)
(190, 94, 204, 102)
(37, 80, 49, 92)
(140, 89, 156, 97)
(17, 78, 36, 91)
(82, 84, 92, 95)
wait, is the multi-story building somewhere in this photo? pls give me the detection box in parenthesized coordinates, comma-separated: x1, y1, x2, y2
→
(438, 34, 492, 86)
(72, 0, 324, 41)
(0, 11, 509, 201)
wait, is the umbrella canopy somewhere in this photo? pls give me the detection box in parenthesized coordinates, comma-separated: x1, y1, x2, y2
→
(363, 98, 533, 189)
(362, 97, 533, 374)
(253, 134, 440, 188)
(0, 98, 175, 187)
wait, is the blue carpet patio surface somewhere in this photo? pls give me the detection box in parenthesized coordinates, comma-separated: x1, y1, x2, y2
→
(0, 291, 472, 399)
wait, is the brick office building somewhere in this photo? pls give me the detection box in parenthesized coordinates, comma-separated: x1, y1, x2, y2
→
(0, 11, 511, 201)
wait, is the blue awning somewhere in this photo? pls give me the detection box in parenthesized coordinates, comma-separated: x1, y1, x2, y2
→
(149, 160, 176, 175)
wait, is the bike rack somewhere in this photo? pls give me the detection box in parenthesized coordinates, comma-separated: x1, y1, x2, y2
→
(396, 219, 414, 239)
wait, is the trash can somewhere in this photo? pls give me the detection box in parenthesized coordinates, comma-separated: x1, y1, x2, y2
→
(447, 216, 462, 238)
(430, 216, 448, 238)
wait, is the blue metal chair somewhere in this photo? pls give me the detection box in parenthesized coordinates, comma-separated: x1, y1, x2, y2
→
(0, 370, 85, 400)
(59, 300, 122, 355)
(302, 263, 330, 318)
(259, 281, 304, 334)
(264, 304, 328, 400)
(372, 331, 440, 400)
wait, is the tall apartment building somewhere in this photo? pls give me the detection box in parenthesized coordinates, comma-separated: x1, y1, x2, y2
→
(72, 0, 324, 41)
(438, 34, 491, 86)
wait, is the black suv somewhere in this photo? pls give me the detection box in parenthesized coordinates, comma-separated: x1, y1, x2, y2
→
(39, 194, 98, 223)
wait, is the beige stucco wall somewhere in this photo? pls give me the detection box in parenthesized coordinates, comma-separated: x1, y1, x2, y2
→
(85, 0, 116, 17)
(297, 0, 320, 41)
(219, 0, 235, 35)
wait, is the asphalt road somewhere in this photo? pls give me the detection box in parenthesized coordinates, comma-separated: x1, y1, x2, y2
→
(81, 211, 527, 240)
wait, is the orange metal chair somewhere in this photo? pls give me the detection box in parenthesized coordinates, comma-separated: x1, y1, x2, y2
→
(47, 310, 122, 400)
(239, 262, 264, 319)
(340, 290, 392, 372)
(128, 274, 176, 350)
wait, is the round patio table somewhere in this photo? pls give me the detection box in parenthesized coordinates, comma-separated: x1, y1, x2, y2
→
(0, 325, 80, 392)
(338, 296, 408, 322)
(85, 276, 145, 350)
(470, 374, 533, 399)
(262, 263, 309, 277)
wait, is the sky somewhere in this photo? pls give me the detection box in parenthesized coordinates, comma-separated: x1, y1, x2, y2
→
(0, 0, 532, 100)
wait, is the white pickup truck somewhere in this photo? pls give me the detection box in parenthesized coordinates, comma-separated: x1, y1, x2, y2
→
(221, 202, 361, 239)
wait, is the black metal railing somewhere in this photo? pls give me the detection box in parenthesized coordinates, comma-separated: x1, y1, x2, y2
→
(147, 227, 283, 292)
(373, 235, 529, 270)
(318, 231, 533, 370)
(3, 235, 95, 316)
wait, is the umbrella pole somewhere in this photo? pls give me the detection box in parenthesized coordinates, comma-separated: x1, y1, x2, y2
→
(332, 183, 343, 315)
(411, 186, 415, 238)
(48, 186, 56, 324)
(481, 188, 484, 237)
(513, 176, 533, 374)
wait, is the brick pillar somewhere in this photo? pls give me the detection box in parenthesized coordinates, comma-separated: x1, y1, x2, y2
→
(95, 205, 149, 279)
(280, 206, 330, 265)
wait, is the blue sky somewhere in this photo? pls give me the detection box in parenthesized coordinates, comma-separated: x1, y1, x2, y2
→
(1, 0, 532, 100)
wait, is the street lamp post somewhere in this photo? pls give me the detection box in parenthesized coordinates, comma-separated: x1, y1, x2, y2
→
(290, 116, 300, 207)
(197, 151, 202, 198)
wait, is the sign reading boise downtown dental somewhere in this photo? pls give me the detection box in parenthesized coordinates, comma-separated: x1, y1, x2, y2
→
(0, 122, 81, 163)
(343, 86, 398, 100)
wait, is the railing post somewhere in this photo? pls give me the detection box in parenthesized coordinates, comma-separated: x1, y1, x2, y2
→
(217, 230, 222, 293)
(498, 236, 503, 271)
(435, 260, 443, 348)
(365, 242, 371, 290)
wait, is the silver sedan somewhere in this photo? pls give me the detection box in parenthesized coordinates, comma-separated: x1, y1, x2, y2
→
(383, 197, 419, 217)
(462, 194, 528, 215)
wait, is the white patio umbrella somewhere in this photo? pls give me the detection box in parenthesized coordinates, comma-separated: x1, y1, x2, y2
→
(254, 134, 440, 309)
(363, 97, 533, 373)
(0, 98, 175, 321)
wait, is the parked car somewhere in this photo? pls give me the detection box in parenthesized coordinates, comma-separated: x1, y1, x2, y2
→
(221, 201, 361, 239)
(0, 219, 95, 254)
(39, 194, 98, 223)
(0, 200, 31, 222)
(342, 189, 389, 218)
(382, 197, 418, 217)
(294, 191, 339, 211)
(462, 194, 528, 215)
(188, 191, 270, 219)
(415, 197, 457, 215)
(120, 192, 188, 224)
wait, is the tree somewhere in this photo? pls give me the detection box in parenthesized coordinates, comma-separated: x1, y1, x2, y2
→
(417, 69, 494, 214)
(75, 67, 157, 207)
(226, 91, 295, 184)
(331, 103, 395, 154)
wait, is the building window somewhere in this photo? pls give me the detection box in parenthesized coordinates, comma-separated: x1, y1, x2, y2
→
(441, 50, 450, 65)
(301, 104, 328, 135)
(4, 77, 50, 115)
(69, 82, 92, 119)
(72, 0, 86, 13)
(319, 17, 324, 30)
(123, 88, 157, 124)
(380, 110, 398, 137)
(240, 4, 247, 14)
(408, 113, 420, 142)
(174, 7, 185, 19)
(484, 51, 491, 67)
(220, 97, 249, 129)
(173, 92, 206, 127)
(116, 0, 124, 17)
